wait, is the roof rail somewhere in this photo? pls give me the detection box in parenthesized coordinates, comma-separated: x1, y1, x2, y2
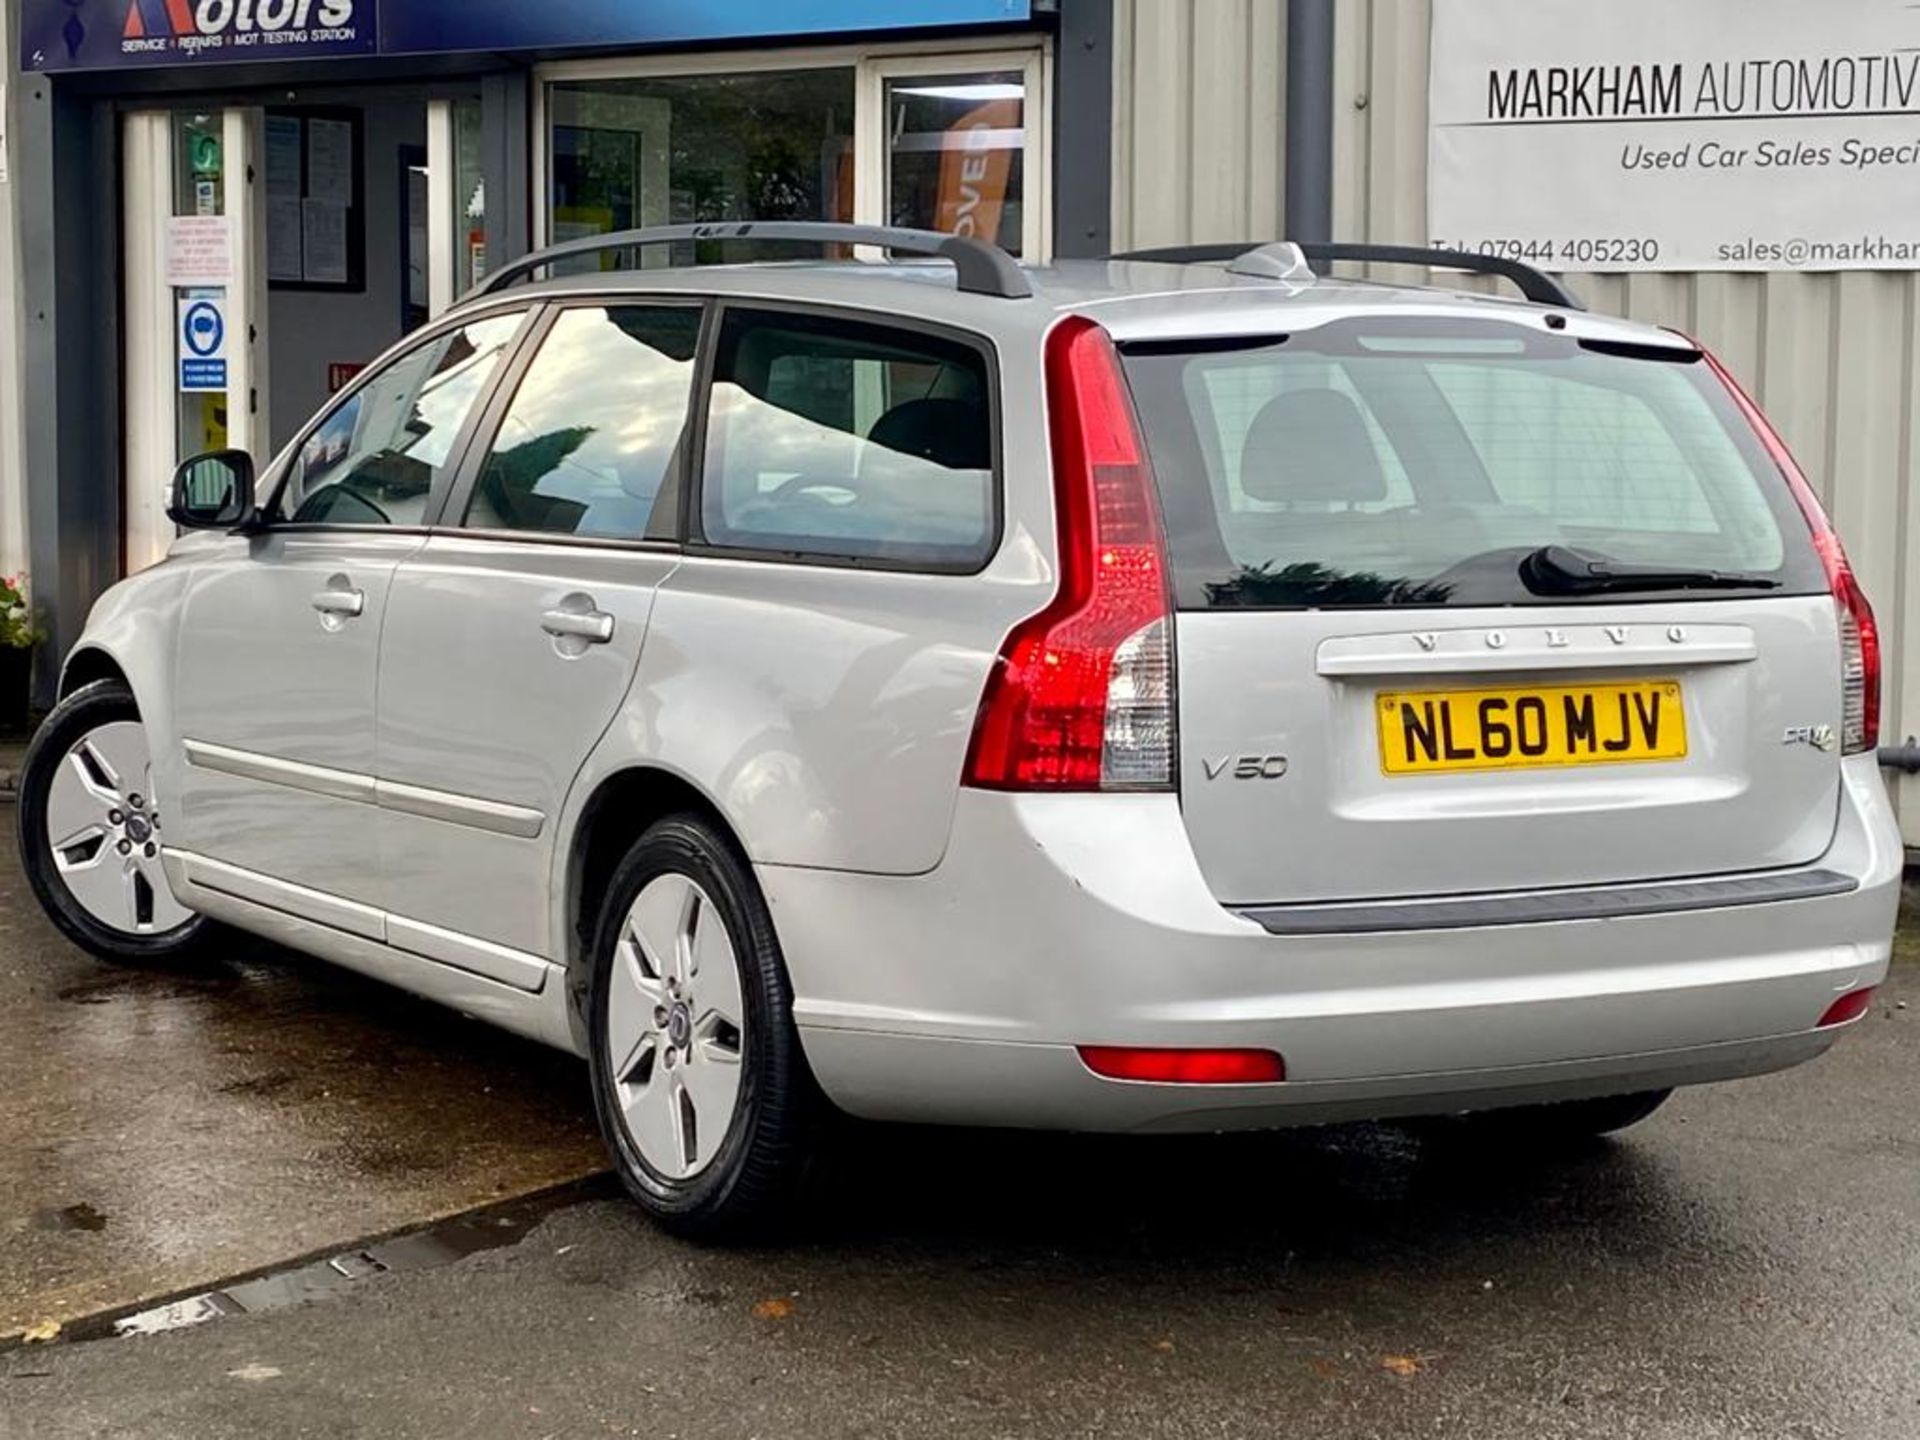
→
(1110, 240, 1584, 311)
(473, 221, 1032, 301)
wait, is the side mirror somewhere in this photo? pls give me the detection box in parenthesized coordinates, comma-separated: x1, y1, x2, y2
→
(168, 449, 257, 530)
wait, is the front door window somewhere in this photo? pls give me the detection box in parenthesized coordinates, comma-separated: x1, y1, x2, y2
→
(276, 311, 523, 527)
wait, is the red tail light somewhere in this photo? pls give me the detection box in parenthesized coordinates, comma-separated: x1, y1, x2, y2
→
(1817, 987, 1877, 1029)
(963, 316, 1175, 790)
(1077, 1046, 1286, 1084)
(1701, 347, 1879, 753)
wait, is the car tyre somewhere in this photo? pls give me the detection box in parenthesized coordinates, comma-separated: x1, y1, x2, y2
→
(587, 814, 822, 1240)
(17, 679, 213, 964)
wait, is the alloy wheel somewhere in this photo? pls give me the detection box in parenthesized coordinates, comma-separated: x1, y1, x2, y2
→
(42, 721, 192, 936)
(604, 872, 747, 1180)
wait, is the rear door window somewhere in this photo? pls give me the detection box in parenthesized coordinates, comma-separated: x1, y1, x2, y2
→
(463, 304, 701, 540)
(1121, 319, 1826, 608)
(698, 306, 996, 569)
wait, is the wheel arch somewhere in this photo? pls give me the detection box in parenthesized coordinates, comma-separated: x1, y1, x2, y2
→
(60, 646, 132, 700)
(559, 764, 751, 1049)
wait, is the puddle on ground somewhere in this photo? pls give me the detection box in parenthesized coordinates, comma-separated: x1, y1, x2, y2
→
(31, 1204, 109, 1233)
(45, 1178, 612, 1345)
(54, 967, 247, 1006)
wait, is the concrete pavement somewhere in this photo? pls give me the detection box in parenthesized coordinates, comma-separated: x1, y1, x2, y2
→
(0, 832, 605, 1340)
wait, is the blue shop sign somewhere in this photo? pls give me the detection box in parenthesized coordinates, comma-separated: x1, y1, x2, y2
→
(23, 0, 1032, 72)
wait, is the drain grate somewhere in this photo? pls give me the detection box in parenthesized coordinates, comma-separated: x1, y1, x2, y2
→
(40, 1175, 615, 1346)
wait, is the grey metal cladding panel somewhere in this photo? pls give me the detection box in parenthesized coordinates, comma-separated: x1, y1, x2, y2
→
(1109, 0, 1286, 251)
(1107, 2, 1920, 843)
(1322, 0, 1920, 841)
(1237, 870, 1860, 936)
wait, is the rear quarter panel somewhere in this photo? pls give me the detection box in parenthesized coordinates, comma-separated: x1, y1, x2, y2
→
(570, 315, 1058, 877)
(610, 553, 1045, 875)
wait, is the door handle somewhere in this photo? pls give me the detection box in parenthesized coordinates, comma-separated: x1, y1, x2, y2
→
(311, 585, 365, 618)
(541, 606, 614, 644)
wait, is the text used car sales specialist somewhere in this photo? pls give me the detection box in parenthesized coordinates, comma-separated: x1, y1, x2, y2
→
(1426, 0, 1920, 273)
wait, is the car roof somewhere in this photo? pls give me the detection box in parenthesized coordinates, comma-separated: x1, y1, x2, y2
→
(453, 255, 1690, 353)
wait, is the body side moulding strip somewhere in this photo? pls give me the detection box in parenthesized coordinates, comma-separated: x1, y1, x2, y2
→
(183, 738, 545, 838)
(164, 848, 552, 993)
(163, 855, 570, 1051)
(174, 850, 387, 942)
(386, 914, 551, 992)
(374, 778, 545, 840)
(183, 738, 376, 802)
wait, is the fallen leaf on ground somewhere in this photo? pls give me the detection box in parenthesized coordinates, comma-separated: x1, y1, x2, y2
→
(752, 1297, 795, 1320)
(1380, 1354, 1424, 1377)
(20, 1319, 60, 1344)
(1152, 1338, 1175, 1353)
(1308, 1358, 1340, 1380)
(227, 1364, 282, 1382)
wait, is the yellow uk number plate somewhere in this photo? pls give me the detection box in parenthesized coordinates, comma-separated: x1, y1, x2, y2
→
(1376, 679, 1687, 775)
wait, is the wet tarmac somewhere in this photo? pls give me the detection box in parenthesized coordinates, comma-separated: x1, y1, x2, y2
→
(0, 834, 605, 1340)
(4, 957, 1917, 1438)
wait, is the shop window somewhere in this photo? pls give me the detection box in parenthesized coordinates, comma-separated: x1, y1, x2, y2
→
(700, 306, 995, 569)
(465, 305, 701, 540)
(546, 70, 854, 268)
(454, 99, 487, 292)
(883, 73, 1026, 256)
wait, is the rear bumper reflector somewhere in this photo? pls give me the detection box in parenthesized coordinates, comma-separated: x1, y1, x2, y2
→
(1816, 987, 1877, 1029)
(1236, 868, 1859, 936)
(1077, 1046, 1286, 1084)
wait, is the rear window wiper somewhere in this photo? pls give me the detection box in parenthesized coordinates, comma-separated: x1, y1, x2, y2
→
(1520, 544, 1781, 596)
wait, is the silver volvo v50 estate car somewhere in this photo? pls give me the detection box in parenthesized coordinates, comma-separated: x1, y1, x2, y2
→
(18, 224, 1900, 1235)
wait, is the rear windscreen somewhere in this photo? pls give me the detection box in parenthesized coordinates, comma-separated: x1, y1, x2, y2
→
(1119, 318, 1827, 609)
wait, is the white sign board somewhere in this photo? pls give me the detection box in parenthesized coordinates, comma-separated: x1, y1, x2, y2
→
(164, 216, 232, 287)
(1428, 0, 1920, 271)
(177, 295, 229, 393)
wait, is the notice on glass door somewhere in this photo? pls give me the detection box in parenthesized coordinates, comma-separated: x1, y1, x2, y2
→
(267, 197, 304, 282)
(301, 199, 348, 284)
(164, 216, 231, 287)
(264, 115, 303, 199)
(306, 118, 353, 205)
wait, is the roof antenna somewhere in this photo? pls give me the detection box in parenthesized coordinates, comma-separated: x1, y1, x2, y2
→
(1226, 242, 1315, 285)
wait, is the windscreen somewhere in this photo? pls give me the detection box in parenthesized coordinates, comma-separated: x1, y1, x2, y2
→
(1119, 318, 1827, 609)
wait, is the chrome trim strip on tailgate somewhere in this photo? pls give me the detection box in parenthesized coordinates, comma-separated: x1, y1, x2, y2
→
(1237, 869, 1859, 935)
(1316, 623, 1758, 677)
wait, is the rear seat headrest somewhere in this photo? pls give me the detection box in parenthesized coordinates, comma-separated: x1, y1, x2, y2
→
(864, 398, 990, 472)
(1239, 389, 1388, 504)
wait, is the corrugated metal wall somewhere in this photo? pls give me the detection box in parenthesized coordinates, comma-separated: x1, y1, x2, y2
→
(1113, 0, 1920, 837)
(1110, 0, 1287, 250)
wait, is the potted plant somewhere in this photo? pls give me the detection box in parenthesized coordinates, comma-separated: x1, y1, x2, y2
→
(0, 574, 46, 736)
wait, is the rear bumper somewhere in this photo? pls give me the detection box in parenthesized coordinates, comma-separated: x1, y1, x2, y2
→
(761, 755, 1899, 1132)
